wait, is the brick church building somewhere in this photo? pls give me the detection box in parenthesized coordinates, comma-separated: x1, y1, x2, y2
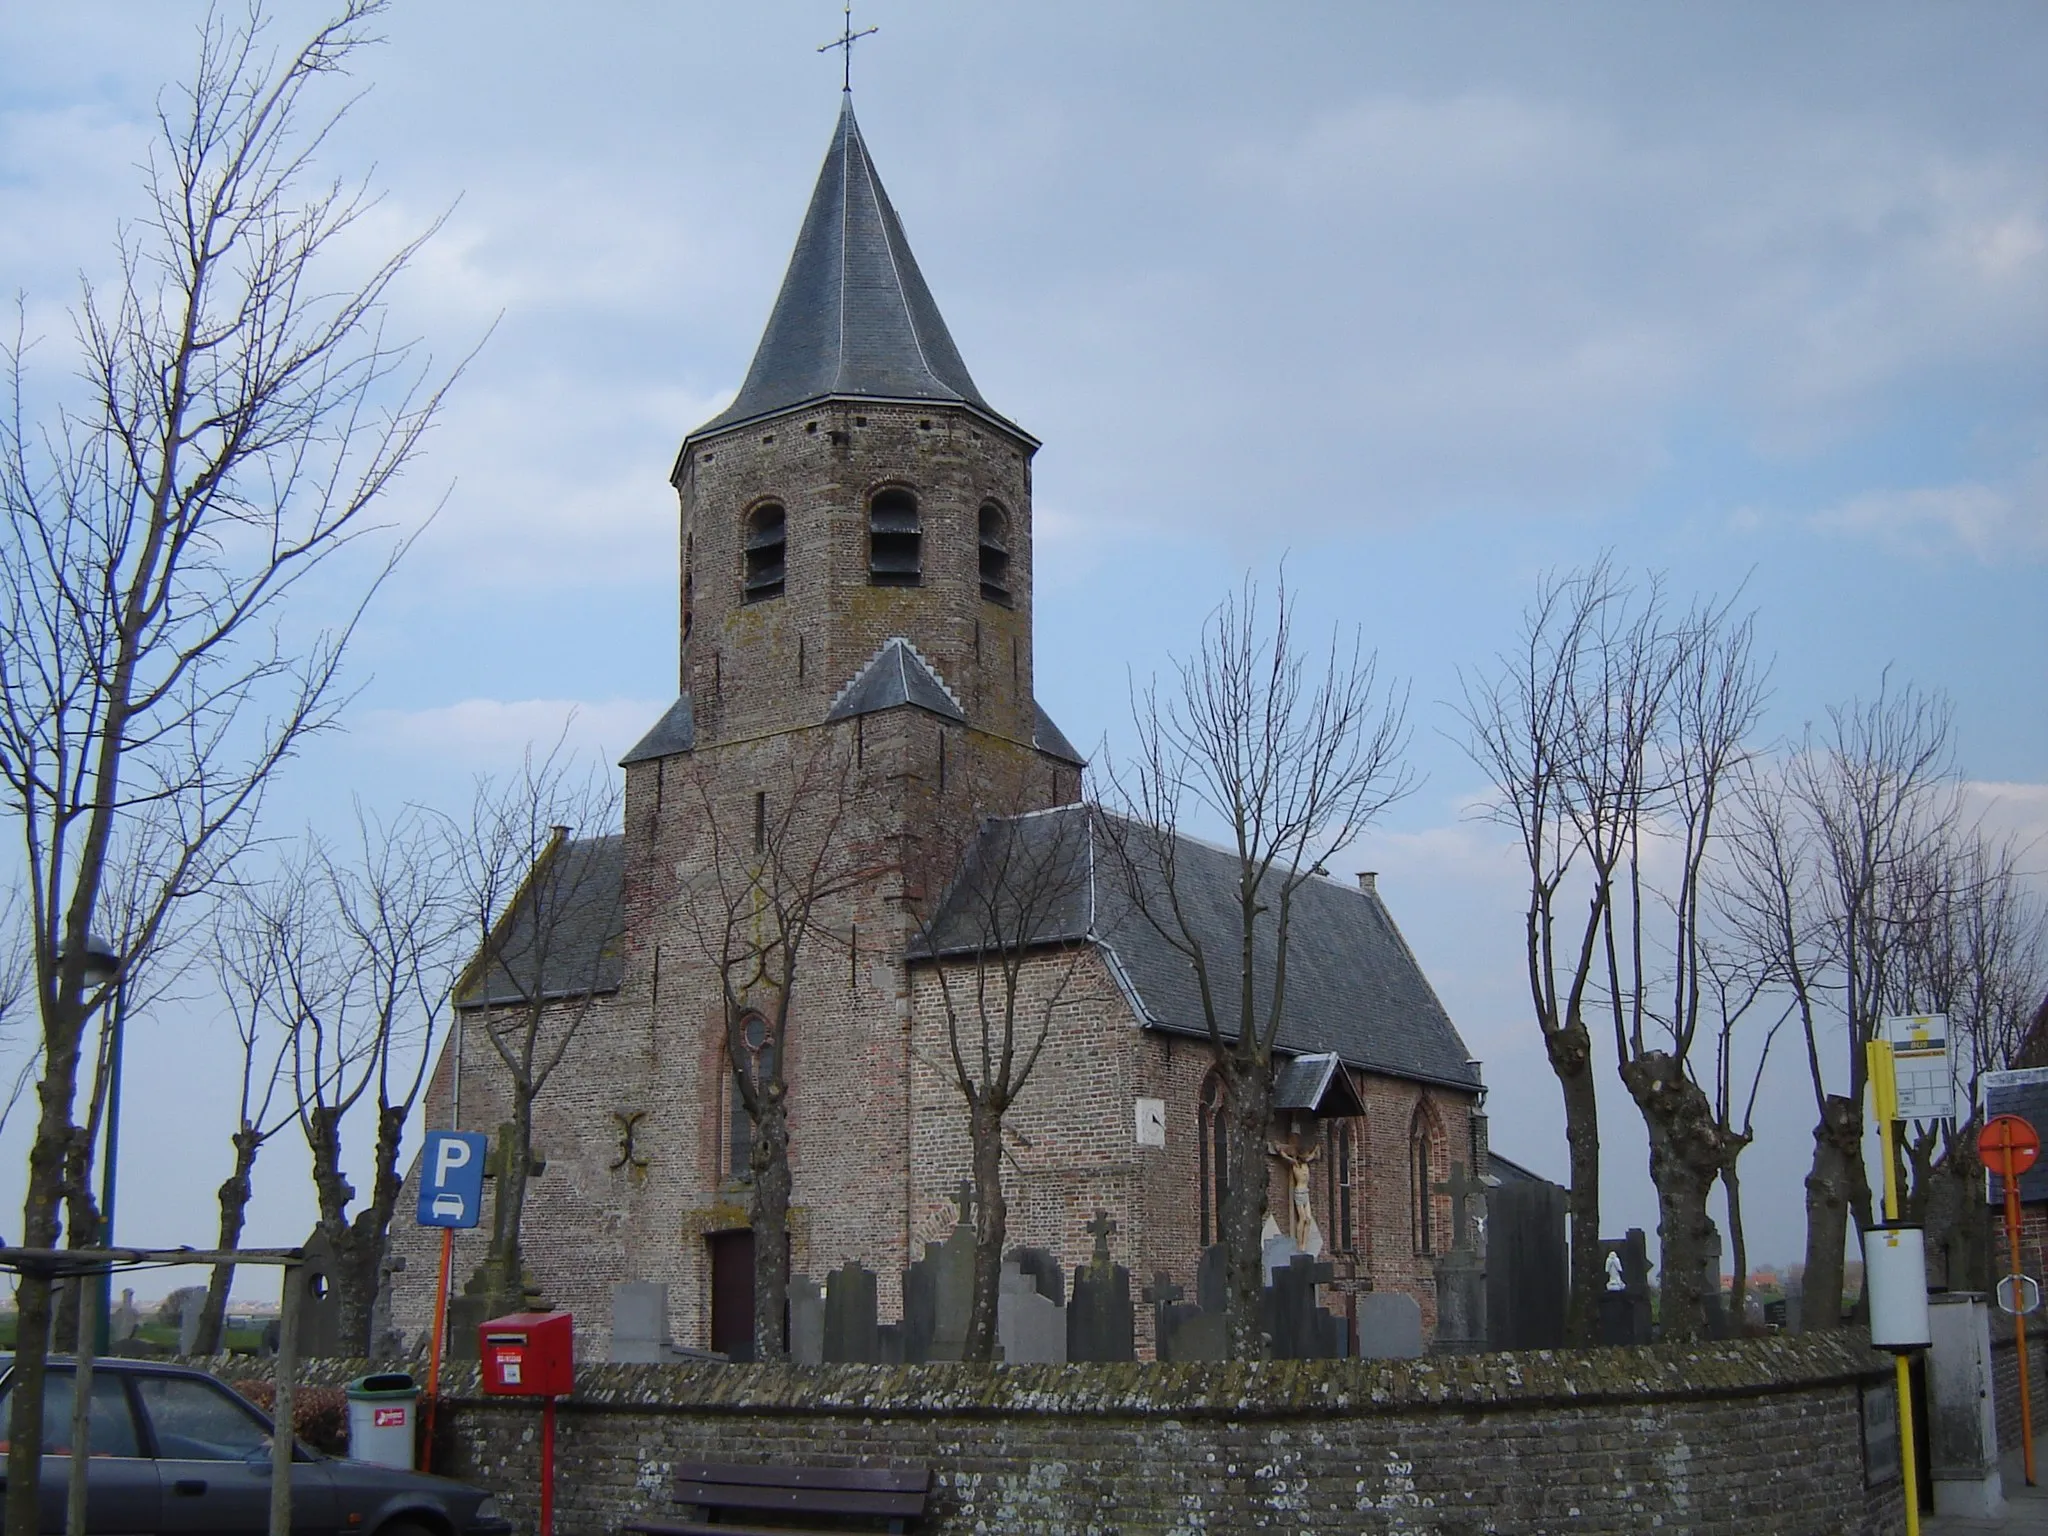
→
(390, 98, 1486, 1358)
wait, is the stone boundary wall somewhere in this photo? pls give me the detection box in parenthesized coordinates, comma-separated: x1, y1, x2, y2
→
(203, 1335, 1902, 1535)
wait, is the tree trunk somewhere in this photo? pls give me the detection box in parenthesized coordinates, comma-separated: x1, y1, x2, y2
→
(7, 1026, 86, 1536)
(1219, 1055, 1274, 1360)
(963, 1098, 1006, 1363)
(1620, 1051, 1724, 1343)
(1799, 1094, 1861, 1331)
(486, 1099, 535, 1308)
(194, 1128, 263, 1356)
(1546, 1018, 1603, 1346)
(1723, 1161, 1750, 1325)
(749, 1082, 791, 1363)
(52, 1128, 101, 1354)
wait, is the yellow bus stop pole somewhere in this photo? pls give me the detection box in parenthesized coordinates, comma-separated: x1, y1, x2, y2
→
(1867, 1039, 1920, 1536)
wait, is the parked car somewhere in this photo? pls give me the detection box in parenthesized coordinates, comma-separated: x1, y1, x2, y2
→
(0, 1356, 511, 1535)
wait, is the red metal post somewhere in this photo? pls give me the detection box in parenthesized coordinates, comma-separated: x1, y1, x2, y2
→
(539, 1397, 556, 1536)
(2007, 1169, 2037, 1486)
(420, 1227, 454, 1473)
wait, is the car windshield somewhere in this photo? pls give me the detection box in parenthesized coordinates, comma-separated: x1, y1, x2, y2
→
(0, 1368, 142, 1457)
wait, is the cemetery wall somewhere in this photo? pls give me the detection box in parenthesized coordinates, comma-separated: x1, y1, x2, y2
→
(354, 1333, 1900, 1535)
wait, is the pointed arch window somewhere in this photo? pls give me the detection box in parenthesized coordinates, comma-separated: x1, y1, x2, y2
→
(1410, 1099, 1445, 1256)
(868, 487, 921, 586)
(1198, 1070, 1229, 1249)
(1326, 1117, 1356, 1255)
(744, 503, 786, 602)
(978, 501, 1011, 603)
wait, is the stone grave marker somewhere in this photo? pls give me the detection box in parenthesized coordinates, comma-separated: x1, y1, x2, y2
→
(1142, 1273, 1200, 1363)
(900, 1248, 937, 1363)
(1067, 1210, 1136, 1362)
(1261, 1229, 1301, 1285)
(1356, 1291, 1424, 1358)
(110, 1288, 140, 1345)
(1700, 1228, 1731, 1340)
(822, 1260, 879, 1364)
(788, 1274, 825, 1365)
(1429, 1160, 1489, 1354)
(176, 1287, 206, 1356)
(1485, 1178, 1567, 1350)
(997, 1261, 1066, 1363)
(1265, 1253, 1344, 1360)
(925, 1183, 978, 1362)
(1595, 1228, 1653, 1346)
(608, 1281, 674, 1363)
(1163, 1245, 1233, 1361)
(875, 1322, 905, 1364)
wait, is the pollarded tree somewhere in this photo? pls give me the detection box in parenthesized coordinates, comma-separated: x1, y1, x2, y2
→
(1100, 578, 1410, 1360)
(0, 2, 459, 1515)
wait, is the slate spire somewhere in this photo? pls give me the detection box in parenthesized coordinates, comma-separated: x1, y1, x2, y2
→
(690, 98, 994, 439)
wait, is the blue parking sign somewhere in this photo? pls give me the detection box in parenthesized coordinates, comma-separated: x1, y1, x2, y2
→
(417, 1130, 489, 1229)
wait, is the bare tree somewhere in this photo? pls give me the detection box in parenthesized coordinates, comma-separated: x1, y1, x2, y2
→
(672, 730, 885, 1361)
(454, 748, 623, 1320)
(1100, 579, 1410, 1359)
(908, 805, 1091, 1362)
(191, 896, 299, 1354)
(0, 1, 458, 1514)
(271, 805, 457, 1354)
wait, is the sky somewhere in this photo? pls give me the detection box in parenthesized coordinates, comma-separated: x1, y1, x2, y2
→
(0, 1, 2043, 1302)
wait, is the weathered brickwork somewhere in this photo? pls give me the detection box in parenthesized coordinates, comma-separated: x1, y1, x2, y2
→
(404, 1335, 1901, 1535)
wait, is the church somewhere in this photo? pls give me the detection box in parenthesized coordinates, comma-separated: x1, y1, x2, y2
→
(389, 97, 1490, 1359)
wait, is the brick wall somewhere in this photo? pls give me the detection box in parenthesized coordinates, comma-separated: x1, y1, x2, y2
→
(400, 1335, 1901, 1536)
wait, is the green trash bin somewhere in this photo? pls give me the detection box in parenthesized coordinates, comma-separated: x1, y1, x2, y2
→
(345, 1372, 420, 1469)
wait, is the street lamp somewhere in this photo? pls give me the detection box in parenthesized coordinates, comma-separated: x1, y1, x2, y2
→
(58, 935, 122, 1354)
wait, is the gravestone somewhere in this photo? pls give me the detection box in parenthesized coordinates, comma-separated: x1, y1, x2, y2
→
(609, 1281, 674, 1363)
(1142, 1273, 1200, 1363)
(1356, 1291, 1424, 1359)
(822, 1261, 879, 1364)
(1595, 1228, 1654, 1346)
(900, 1249, 937, 1363)
(1485, 1179, 1568, 1350)
(997, 1262, 1066, 1363)
(176, 1288, 206, 1356)
(788, 1274, 824, 1365)
(875, 1322, 905, 1364)
(1429, 1161, 1489, 1354)
(1005, 1246, 1065, 1306)
(1067, 1211, 1136, 1362)
(1265, 1254, 1344, 1360)
(1162, 1244, 1233, 1361)
(1196, 1245, 1228, 1314)
(923, 1187, 980, 1362)
(1700, 1228, 1731, 1340)
(110, 1288, 140, 1344)
(1262, 1230, 1301, 1285)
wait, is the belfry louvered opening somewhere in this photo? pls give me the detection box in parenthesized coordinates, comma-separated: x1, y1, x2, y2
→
(744, 503, 786, 602)
(868, 488, 921, 586)
(978, 501, 1011, 603)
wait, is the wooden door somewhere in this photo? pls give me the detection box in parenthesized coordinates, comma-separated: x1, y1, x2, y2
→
(708, 1228, 755, 1361)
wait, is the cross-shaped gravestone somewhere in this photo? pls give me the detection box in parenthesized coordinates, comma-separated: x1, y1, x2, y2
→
(1141, 1274, 1183, 1308)
(1433, 1160, 1485, 1253)
(1086, 1209, 1117, 1263)
(950, 1180, 975, 1227)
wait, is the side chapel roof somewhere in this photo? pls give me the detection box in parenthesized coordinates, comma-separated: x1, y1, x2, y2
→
(687, 98, 1024, 444)
(909, 805, 1482, 1093)
(455, 833, 627, 1010)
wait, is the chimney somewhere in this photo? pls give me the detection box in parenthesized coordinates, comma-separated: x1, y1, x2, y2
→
(1356, 871, 1378, 896)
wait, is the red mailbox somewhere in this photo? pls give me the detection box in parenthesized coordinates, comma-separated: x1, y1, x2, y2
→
(479, 1311, 574, 1397)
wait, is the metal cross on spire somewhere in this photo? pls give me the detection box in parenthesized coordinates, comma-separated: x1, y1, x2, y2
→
(818, 1, 879, 94)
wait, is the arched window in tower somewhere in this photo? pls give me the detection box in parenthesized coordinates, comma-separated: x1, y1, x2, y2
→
(726, 1011, 778, 1182)
(978, 501, 1011, 603)
(1410, 1098, 1446, 1256)
(867, 487, 921, 586)
(743, 503, 786, 602)
(1198, 1070, 1229, 1249)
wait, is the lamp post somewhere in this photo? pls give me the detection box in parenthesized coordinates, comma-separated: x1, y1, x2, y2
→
(58, 935, 121, 1354)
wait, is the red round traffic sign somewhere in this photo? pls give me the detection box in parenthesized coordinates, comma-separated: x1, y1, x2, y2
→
(1979, 1114, 2041, 1180)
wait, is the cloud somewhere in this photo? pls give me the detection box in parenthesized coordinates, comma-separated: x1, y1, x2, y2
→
(1812, 463, 2048, 561)
(355, 697, 667, 774)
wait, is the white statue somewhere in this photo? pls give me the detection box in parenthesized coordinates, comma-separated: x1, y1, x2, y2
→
(1269, 1136, 1324, 1256)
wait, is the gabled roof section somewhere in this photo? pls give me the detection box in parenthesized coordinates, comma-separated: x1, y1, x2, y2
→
(826, 637, 965, 724)
(907, 805, 1482, 1093)
(1032, 702, 1086, 766)
(456, 834, 626, 1010)
(620, 694, 695, 765)
(688, 98, 1012, 443)
(1273, 1051, 1367, 1118)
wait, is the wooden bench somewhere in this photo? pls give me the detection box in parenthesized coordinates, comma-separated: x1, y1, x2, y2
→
(623, 1460, 932, 1535)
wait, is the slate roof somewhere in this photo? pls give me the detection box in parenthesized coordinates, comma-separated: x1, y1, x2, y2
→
(1033, 702, 1086, 766)
(1488, 1151, 1562, 1188)
(456, 833, 626, 1010)
(827, 637, 965, 723)
(1273, 1052, 1367, 1117)
(687, 99, 1023, 444)
(620, 694, 695, 765)
(910, 805, 1482, 1093)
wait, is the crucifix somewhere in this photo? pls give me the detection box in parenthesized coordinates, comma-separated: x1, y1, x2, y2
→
(818, 1, 879, 93)
(1432, 1160, 1485, 1254)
